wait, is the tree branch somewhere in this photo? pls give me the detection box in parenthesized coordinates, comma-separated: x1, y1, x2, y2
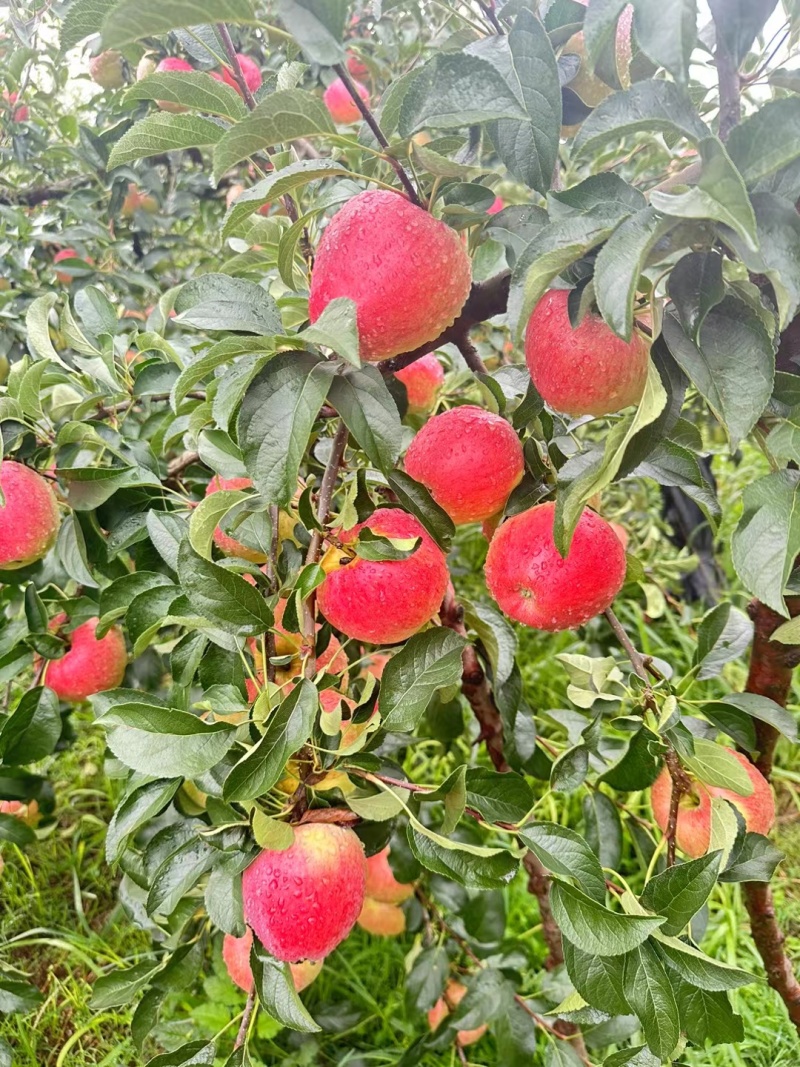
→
(234, 987, 256, 1049)
(709, 0, 741, 141)
(331, 63, 421, 206)
(740, 598, 800, 1032)
(0, 176, 93, 206)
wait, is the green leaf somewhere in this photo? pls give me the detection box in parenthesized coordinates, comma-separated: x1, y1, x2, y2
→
(0, 814, 36, 845)
(175, 274, 282, 335)
(0, 976, 42, 1014)
(662, 297, 775, 449)
(0, 686, 61, 764)
(464, 767, 533, 824)
(550, 881, 665, 956)
(492, 10, 562, 195)
(398, 53, 527, 136)
(188, 488, 250, 560)
(562, 938, 630, 1015)
(147, 834, 217, 916)
(461, 599, 517, 688)
(640, 852, 721, 936)
(93, 964, 160, 1012)
(102, 0, 255, 48)
(385, 471, 455, 551)
(177, 541, 272, 636)
(354, 529, 420, 562)
(275, 0, 347, 66)
(554, 360, 667, 553)
(238, 352, 333, 508)
(508, 211, 619, 334)
(594, 208, 674, 340)
(694, 602, 754, 680)
(727, 98, 800, 186)
(675, 980, 743, 1045)
(519, 823, 606, 903)
(106, 779, 182, 863)
(599, 727, 663, 791)
(100, 702, 236, 778)
(574, 80, 709, 157)
(407, 824, 519, 889)
(583, 0, 626, 68)
(251, 941, 320, 1032)
(223, 159, 349, 237)
(583, 790, 623, 871)
(651, 137, 757, 251)
(212, 90, 335, 178)
(654, 933, 755, 990)
(300, 297, 360, 367)
(712, 693, 797, 744)
(327, 366, 402, 472)
(630, 0, 696, 84)
(682, 738, 754, 794)
(623, 942, 680, 1061)
(224, 680, 318, 801)
(171, 337, 273, 409)
(108, 114, 224, 168)
(667, 251, 726, 344)
(26, 295, 64, 365)
(711, 0, 777, 65)
(125, 72, 247, 121)
(719, 832, 783, 883)
(61, 0, 117, 48)
(732, 470, 800, 615)
(379, 629, 467, 732)
(724, 191, 800, 329)
(145, 1041, 216, 1067)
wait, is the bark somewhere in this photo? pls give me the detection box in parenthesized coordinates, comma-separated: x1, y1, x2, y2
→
(741, 598, 800, 1032)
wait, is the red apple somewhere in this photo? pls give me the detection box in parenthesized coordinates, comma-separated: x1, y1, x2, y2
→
(0, 799, 39, 826)
(316, 507, 449, 644)
(204, 475, 268, 564)
(395, 353, 445, 415)
(3, 91, 28, 122)
(223, 929, 323, 992)
(485, 502, 627, 631)
(54, 248, 83, 284)
(525, 289, 649, 417)
(346, 52, 369, 79)
(309, 190, 471, 363)
(44, 616, 127, 702)
(0, 461, 60, 569)
(651, 748, 776, 858)
(323, 76, 369, 124)
(486, 196, 504, 215)
(89, 50, 125, 89)
(364, 846, 415, 904)
(428, 980, 488, 1047)
(221, 54, 262, 96)
(155, 57, 194, 111)
(243, 823, 367, 961)
(357, 897, 406, 936)
(405, 406, 524, 524)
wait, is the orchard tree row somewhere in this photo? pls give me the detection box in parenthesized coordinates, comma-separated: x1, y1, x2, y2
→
(1, 1, 800, 1064)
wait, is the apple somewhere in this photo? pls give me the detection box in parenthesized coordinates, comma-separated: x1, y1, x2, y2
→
(89, 51, 125, 89)
(361, 651, 390, 680)
(0, 461, 60, 569)
(121, 184, 157, 217)
(223, 928, 323, 993)
(405, 406, 524, 524)
(427, 980, 488, 1047)
(226, 183, 245, 209)
(524, 289, 649, 417)
(346, 52, 369, 78)
(364, 846, 415, 904)
(44, 616, 127, 702)
(54, 249, 92, 283)
(309, 190, 471, 363)
(204, 475, 268, 564)
(323, 76, 369, 124)
(487, 196, 504, 215)
(316, 507, 449, 644)
(485, 501, 627, 631)
(243, 823, 367, 961)
(394, 353, 444, 415)
(0, 799, 39, 827)
(651, 748, 776, 858)
(221, 54, 262, 97)
(154, 57, 194, 111)
(3, 91, 28, 122)
(357, 897, 406, 936)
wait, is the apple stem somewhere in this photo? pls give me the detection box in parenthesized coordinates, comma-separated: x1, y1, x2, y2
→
(331, 63, 423, 207)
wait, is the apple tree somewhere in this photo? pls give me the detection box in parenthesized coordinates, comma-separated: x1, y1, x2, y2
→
(1, 0, 800, 1064)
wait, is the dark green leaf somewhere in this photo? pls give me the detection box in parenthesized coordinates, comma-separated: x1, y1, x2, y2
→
(710, 0, 779, 65)
(655, 934, 755, 990)
(519, 823, 605, 903)
(631, 0, 696, 84)
(91, 961, 160, 1010)
(574, 80, 709, 157)
(106, 779, 182, 864)
(103, 0, 254, 47)
(0, 976, 44, 1013)
(712, 693, 797, 744)
(676, 980, 744, 1045)
(328, 366, 403, 472)
(732, 470, 800, 615)
(175, 275, 282, 335)
(108, 114, 224, 168)
(583, 791, 623, 871)
(379, 629, 467, 732)
(668, 251, 726, 344)
(177, 541, 272, 636)
(562, 938, 630, 1015)
(61, 0, 117, 48)
(0, 686, 61, 764)
(145, 1040, 216, 1067)
(147, 835, 217, 916)
(224, 680, 318, 801)
(719, 832, 784, 883)
(727, 98, 800, 186)
(239, 352, 332, 508)
(126, 72, 247, 121)
(623, 942, 680, 1061)
(251, 939, 321, 1032)
(599, 727, 663, 790)
(550, 881, 665, 955)
(100, 701, 236, 778)
(694, 603, 754, 680)
(406, 946, 449, 1011)
(407, 825, 519, 889)
(385, 471, 455, 551)
(0, 814, 36, 845)
(641, 852, 721, 936)
(464, 767, 533, 824)
(276, 0, 347, 66)
(724, 191, 800, 329)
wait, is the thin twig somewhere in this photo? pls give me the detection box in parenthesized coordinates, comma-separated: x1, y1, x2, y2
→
(332, 63, 422, 206)
(234, 987, 256, 1049)
(604, 608, 648, 680)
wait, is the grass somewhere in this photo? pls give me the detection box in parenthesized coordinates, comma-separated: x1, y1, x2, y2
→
(2, 447, 800, 1064)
